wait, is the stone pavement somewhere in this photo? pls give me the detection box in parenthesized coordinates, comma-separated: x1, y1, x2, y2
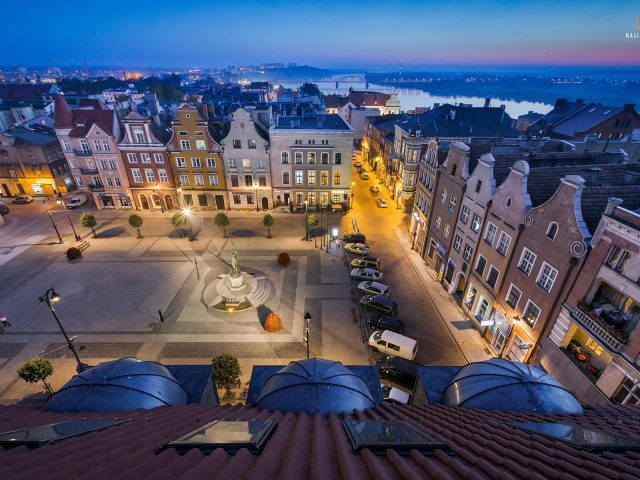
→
(393, 227, 494, 364)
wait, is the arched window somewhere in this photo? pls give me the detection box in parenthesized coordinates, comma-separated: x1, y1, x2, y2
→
(546, 222, 558, 240)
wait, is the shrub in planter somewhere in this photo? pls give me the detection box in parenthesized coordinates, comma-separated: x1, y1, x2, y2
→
(277, 252, 291, 266)
(66, 247, 82, 260)
(264, 312, 282, 332)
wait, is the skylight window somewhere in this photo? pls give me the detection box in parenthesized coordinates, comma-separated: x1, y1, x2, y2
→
(0, 419, 130, 449)
(162, 419, 277, 455)
(342, 420, 452, 456)
(508, 421, 640, 453)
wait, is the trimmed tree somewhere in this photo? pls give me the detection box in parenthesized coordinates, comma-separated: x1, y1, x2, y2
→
(171, 212, 187, 238)
(128, 214, 144, 238)
(264, 312, 282, 333)
(79, 213, 97, 237)
(307, 214, 319, 228)
(17, 356, 54, 396)
(214, 213, 230, 238)
(263, 214, 274, 238)
(212, 353, 241, 400)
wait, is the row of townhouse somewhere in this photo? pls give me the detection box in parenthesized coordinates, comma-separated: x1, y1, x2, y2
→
(53, 95, 354, 211)
(412, 136, 640, 379)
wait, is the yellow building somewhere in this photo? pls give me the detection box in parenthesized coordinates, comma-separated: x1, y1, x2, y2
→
(0, 126, 73, 199)
(167, 104, 226, 210)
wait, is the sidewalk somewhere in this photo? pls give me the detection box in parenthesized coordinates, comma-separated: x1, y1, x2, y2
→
(394, 227, 493, 364)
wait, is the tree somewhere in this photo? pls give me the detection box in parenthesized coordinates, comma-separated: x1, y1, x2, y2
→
(17, 356, 54, 396)
(212, 353, 241, 400)
(171, 212, 187, 238)
(79, 213, 97, 237)
(128, 214, 144, 238)
(214, 213, 230, 238)
(263, 214, 274, 238)
(307, 214, 319, 228)
(299, 82, 321, 97)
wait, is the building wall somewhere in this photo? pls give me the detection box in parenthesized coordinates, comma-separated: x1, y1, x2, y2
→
(220, 108, 272, 210)
(269, 126, 353, 208)
(411, 141, 439, 256)
(168, 107, 226, 210)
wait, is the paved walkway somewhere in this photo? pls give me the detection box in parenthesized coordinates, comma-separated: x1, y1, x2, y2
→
(394, 227, 493, 363)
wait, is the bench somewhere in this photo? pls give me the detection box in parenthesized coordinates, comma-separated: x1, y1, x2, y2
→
(77, 240, 91, 251)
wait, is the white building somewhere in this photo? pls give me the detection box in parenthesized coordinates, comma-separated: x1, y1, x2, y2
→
(219, 107, 272, 210)
(269, 114, 354, 209)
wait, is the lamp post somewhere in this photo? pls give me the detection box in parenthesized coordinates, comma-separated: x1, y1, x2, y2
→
(304, 311, 311, 359)
(350, 181, 355, 209)
(56, 199, 81, 241)
(43, 200, 62, 244)
(254, 182, 259, 212)
(182, 207, 193, 240)
(155, 183, 164, 213)
(38, 287, 87, 373)
(304, 200, 309, 241)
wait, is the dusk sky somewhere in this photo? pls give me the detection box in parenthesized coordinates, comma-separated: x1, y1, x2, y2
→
(5, 0, 639, 68)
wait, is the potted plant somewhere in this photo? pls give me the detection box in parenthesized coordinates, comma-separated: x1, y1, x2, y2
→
(264, 312, 283, 332)
(66, 247, 82, 261)
(277, 252, 291, 266)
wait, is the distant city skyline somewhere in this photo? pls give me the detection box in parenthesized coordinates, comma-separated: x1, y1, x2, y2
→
(4, 0, 640, 68)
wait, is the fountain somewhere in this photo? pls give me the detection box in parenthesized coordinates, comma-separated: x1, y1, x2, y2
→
(203, 242, 272, 311)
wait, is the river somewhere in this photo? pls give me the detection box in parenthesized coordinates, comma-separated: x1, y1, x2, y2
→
(278, 79, 552, 118)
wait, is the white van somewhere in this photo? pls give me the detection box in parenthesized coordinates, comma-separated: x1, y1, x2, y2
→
(67, 194, 88, 209)
(368, 330, 418, 361)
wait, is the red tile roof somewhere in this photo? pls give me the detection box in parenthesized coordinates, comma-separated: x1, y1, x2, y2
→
(1, 403, 640, 479)
(54, 95, 115, 137)
(348, 91, 391, 108)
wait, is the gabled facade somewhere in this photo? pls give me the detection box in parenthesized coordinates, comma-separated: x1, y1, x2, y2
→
(54, 95, 131, 209)
(465, 160, 532, 352)
(540, 200, 640, 405)
(446, 153, 497, 305)
(424, 143, 470, 278)
(167, 105, 226, 210)
(219, 108, 272, 210)
(119, 111, 175, 211)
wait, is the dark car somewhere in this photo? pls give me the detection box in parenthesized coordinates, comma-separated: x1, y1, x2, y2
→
(376, 355, 421, 390)
(369, 315, 405, 334)
(350, 256, 381, 269)
(360, 295, 397, 316)
(343, 233, 366, 244)
(0, 204, 9, 215)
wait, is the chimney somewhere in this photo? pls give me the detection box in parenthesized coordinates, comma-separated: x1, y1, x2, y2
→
(554, 98, 568, 108)
(449, 109, 456, 120)
(484, 98, 491, 108)
(624, 104, 636, 111)
(604, 197, 623, 215)
(576, 98, 584, 105)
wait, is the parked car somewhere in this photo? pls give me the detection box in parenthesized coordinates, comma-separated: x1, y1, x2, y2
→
(369, 330, 418, 360)
(370, 185, 380, 193)
(12, 196, 33, 204)
(345, 243, 370, 255)
(368, 314, 405, 334)
(360, 172, 370, 180)
(377, 197, 388, 208)
(357, 281, 389, 297)
(351, 256, 381, 269)
(67, 194, 88, 209)
(381, 384, 410, 404)
(376, 355, 421, 390)
(343, 233, 366, 244)
(0, 205, 9, 215)
(350, 268, 383, 282)
(354, 160, 362, 168)
(361, 295, 398, 316)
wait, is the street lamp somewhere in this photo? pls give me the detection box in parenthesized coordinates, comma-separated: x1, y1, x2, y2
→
(42, 200, 62, 244)
(38, 287, 87, 373)
(254, 182, 259, 212)
(304, 311, 311, 359)
(57, 199, 81, 241)
(182, 207, 194, 239)
(350, 181, 355, 209)
(304, 200, 309, 241)
(155, 183, 164, 213)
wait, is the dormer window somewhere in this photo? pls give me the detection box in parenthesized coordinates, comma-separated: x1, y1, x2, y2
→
(546, 222, 558, 240)
(135, 131, 145, 143)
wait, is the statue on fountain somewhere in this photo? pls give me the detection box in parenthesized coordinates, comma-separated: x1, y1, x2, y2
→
(229, 241, 239, 277)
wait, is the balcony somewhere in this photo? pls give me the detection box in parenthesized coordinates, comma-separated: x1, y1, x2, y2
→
(89, 184, 105, 192)
(74, 150, 93, 157)
(566, 303, 629, 351)
(80, 168, 99, 175)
